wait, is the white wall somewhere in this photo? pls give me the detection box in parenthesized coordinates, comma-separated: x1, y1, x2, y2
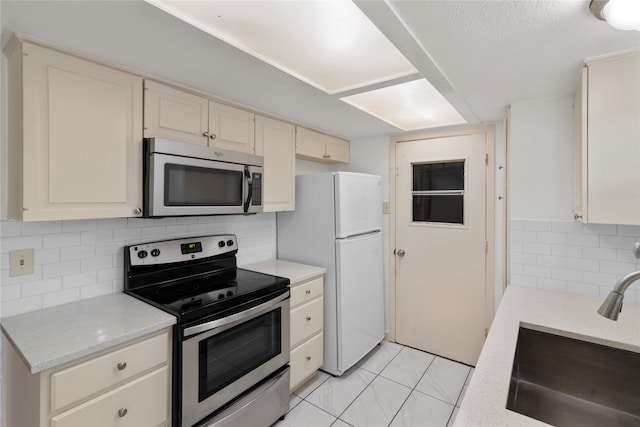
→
(509, 95, 574, 220)
(507, 95, 640, 300)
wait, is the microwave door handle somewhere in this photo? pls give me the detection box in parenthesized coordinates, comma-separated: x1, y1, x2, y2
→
(243, 165, 253, 213)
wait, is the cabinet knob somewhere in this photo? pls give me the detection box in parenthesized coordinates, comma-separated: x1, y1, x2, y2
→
(117, 362, 127, 371)
(210, 133, 217, 140)
(306, 355, 311, 361)
(306, 316, 311, 321)
(203, 132, 210, 138)
(118, 408, 128, 418)
(573, 212, 583, 221)
(305, 289, 311, 295)
(135, 207, 142, 215)
(322, 154, 330, 159)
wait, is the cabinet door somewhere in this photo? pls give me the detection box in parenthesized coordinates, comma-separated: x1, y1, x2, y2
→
(295, 127, 327, 160)
(208, 101, 255, 153)
(587, 53, 640, 225)
(144, 80, 209, 146)
(325, 135, 350, 163)
(21, 42, 143, 220)
(255, 116, 296, 211)
(573, 67, 587, 222)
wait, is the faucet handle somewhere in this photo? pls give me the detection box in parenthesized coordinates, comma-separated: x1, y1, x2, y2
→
(634, 242, 640, 260)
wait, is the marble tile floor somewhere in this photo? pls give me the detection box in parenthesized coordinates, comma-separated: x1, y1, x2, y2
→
(275, 341, 474, 427)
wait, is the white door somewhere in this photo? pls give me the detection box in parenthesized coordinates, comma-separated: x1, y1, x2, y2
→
(395, 132, 489, 366)
(334, 173, 382, 238)
(336, 231, 385, 373)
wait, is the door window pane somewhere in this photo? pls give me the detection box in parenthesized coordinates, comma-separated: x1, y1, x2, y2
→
(413, 161, 464, 191)
(413, 195, 463, 223)
(412, 161, 464, 225)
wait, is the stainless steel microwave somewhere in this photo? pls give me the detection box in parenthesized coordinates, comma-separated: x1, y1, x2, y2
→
(143, 138, 263, 217)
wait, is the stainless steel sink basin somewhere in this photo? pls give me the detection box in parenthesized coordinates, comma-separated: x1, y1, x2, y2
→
(506, 327, 640, 427)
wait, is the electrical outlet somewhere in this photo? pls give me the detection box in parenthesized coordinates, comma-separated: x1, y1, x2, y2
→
(383, 202, 390, 214)
(10, 249, 34, 277)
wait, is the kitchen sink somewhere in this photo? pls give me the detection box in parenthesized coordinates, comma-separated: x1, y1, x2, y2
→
(506, 326, 640, 427)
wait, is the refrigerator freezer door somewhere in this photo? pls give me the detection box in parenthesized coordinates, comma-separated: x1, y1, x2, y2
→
(334, 173, 382, 238)
(335, 231, 385, 373)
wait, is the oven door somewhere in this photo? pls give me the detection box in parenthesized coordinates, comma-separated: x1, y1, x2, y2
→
(181, 291, 290, 427)
(146, 151, 263, 217)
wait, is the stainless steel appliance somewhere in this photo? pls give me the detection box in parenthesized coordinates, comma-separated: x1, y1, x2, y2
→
(124, 235, 290, 427)
(143, 138, 264, 217)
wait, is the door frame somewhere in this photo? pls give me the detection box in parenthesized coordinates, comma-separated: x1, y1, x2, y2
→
(388, 125, 496, 342)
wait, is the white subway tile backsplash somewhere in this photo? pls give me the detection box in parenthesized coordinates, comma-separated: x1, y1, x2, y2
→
(43, 260, 81, 278)
(582, 247, 617, 261)
(0, 214, 276, 316)
(22, 278, 62, 297)
(566, 233, 600, 248)
(523, 242, 552, 255)
(510, 219, 640, 301)
(43, 233, 81, 249)
(22, 221, 62, 236)
(522, 220, 551, 232)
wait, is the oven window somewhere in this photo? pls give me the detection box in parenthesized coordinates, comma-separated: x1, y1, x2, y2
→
(198, 308, 282, 401)
(165, 164, 243, 206)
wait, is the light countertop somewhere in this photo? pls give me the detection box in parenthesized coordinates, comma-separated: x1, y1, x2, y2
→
(455, 285, 640, 426)
(1, 293, 176, 374)
(242, 259, 326, 285)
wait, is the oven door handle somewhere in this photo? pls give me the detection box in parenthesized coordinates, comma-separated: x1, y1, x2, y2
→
(183, 291, 289, 338)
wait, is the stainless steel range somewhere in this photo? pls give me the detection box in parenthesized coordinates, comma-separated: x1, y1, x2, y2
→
(124, 235, 290, 427)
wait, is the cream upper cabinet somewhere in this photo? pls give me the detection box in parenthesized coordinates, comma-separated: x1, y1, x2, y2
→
(296, 126, 350, 163)
(144, 80, 255, 154)
(255, 115, 296, 212)
(574, 52, 640, 225)
(143, 80, 209, 145)
(6, 39, 143, 221)
(209, 101, 255, 153)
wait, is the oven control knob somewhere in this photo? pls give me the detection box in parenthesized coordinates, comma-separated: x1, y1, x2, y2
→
(151, 249, 161, 257)
(218, 241, 225, 248)
(226, 291, 233, 297)
(137, 250, 148, 259)
(226, 240, 234, 247)
(218, 293, 225, 300)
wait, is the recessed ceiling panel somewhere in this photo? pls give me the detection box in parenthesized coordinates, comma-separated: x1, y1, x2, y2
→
(341, 79, 467, 131)
(147, 0, 417, 94)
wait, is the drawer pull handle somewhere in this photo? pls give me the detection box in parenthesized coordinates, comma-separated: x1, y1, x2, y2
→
(305, 289, 311, 295)
(306, 356, 311, 361)
(306, 316, 312, 321)
(117, 362, 127, 371)
(118, 408, 128, 418)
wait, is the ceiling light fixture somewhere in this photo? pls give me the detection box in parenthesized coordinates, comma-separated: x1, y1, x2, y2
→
(590, 0, 640, 31)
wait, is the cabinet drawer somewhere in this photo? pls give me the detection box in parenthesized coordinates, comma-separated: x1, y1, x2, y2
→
(51, 366, 168, 427)
(290, 332, 323, 392)
(51, 332, 169, 411)
(290, 298, 323, 348)
(290, 276, 323, 308)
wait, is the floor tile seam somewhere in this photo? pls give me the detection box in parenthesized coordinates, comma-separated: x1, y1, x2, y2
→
(293, 373, 331, 399)
(300, 398, 341, 422)
(411, 386, 460, 408)
(385, 386, 416, 427)
(332, 369, 383, 422)
(454, 368, 474, 407)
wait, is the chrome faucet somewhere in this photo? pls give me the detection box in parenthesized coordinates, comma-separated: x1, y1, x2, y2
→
(597, 270, 640, 320)
(597, 242, 640, 321)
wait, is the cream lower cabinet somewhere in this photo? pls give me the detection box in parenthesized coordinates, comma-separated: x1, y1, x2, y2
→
(295, 126, 349, 163)
(289, 275, 324, 392)
(3, 329, 172, 427)
(573, 52, 640, 225)
(144, 79, 255, 154)
(5, 38, 144, 221)
(255, 115, 296, 212)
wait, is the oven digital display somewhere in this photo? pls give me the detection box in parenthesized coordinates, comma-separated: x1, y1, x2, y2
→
(181, 242, 203, 254)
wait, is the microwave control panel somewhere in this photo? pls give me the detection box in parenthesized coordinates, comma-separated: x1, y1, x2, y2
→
(252, 173, 262, 206)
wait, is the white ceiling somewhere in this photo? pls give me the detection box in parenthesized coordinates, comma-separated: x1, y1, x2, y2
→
(1, 1, 639, 140)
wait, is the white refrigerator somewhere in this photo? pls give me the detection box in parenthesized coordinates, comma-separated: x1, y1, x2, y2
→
(277, 172, 385, 376)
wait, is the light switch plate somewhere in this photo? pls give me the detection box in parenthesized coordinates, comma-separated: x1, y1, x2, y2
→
(10, 249, 34, 277)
